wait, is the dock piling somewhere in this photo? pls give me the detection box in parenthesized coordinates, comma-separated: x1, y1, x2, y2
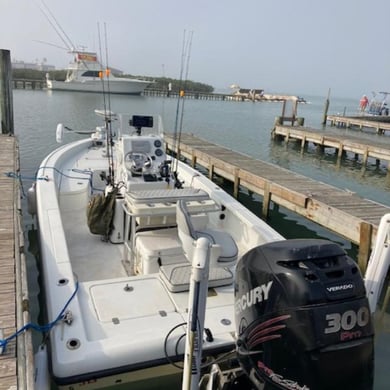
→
(0, 49, 14, 134)
(321, 88, 330, 125)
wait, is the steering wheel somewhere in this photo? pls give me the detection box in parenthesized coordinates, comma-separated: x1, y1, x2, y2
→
(124, 152, 153, 174)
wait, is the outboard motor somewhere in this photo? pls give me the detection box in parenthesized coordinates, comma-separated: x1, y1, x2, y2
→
(235, 239, 374, 390)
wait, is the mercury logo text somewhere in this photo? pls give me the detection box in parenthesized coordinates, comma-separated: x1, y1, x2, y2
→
(235, 281, 273, 314)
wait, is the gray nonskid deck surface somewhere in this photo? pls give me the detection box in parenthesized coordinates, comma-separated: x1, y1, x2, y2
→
(62, 208, 127, 282)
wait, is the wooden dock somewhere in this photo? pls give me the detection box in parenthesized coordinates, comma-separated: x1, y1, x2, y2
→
(143, 88, 308, 104)
(272, 124, 390, 174)
(143, 88, 233, 101)
(164, 133, 390, 270)
(12, 79, 46, 90)
(0, 135, 34, 389)
(327, 114, 390, 135)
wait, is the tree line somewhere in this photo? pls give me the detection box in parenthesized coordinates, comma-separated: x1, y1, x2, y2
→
(12, 69, 214, 93)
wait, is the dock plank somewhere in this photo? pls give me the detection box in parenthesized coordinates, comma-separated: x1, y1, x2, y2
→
(0, 134, 33, 389)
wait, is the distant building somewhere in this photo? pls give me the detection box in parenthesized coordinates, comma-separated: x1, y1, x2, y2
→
(12, 60, 55, 71)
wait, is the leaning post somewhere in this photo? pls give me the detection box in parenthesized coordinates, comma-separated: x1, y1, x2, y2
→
(0, 49, 14, 135)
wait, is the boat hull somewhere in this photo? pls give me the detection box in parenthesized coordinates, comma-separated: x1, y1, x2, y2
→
(35, 127, 282, 389)
(47, 79, 151, 95)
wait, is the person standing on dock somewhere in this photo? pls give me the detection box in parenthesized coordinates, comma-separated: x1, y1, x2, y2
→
(380, 103, 389, 116)
(359, 95, 369, 112)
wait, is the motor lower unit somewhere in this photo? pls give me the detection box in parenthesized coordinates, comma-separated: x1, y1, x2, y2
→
(235, 239, 374, 390)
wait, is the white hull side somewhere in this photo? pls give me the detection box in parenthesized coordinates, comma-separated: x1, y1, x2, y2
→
(47, 79, 151, 95)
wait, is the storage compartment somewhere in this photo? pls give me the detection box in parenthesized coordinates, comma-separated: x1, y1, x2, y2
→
(135, 228, 186, 274)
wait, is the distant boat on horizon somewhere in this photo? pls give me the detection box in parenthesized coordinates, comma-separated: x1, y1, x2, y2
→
(46, 50, 153, 95)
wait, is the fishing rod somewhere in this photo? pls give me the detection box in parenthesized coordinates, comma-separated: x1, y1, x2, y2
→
(173, 31, 187, 146)
(178, 31, 193, 142)
(173, 30, 194, 176)
(103, 23, 115, 186)
(97, 22, 115, 186)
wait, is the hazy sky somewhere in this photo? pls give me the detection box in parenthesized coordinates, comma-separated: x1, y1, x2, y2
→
(1, 0, 389, 98)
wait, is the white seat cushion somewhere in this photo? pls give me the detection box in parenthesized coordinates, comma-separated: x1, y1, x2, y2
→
(195, 229, 238, 263)
(135, 228, 184, 257)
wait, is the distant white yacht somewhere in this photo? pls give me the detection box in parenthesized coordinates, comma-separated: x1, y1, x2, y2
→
(46, 50, 153, 95)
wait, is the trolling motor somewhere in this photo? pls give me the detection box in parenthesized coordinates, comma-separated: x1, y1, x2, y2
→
(234, 239, 374, 390)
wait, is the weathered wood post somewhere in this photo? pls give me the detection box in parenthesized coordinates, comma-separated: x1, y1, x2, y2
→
(358, 221, 373, 273)
(0, 49, 14, 134)
(321, 88, 331, 125)
(272, 116, 283, 138)
(262, 181, 271, 219)
(292, 97, 298, 125)
(281, 100, 286, 121)
(233, 169, 240, 199)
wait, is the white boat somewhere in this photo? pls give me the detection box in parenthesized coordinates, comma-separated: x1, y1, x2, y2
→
(31, 109, 385, 390)
(366, 91, 390, 117)
(46, 50, 152, 95)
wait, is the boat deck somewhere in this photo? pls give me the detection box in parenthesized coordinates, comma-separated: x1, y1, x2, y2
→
(62, 208, 127, 281)
(38, 138, 247, 382)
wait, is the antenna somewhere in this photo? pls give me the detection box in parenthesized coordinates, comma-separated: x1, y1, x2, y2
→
(37, 0, 92, 72)
(33, 40, 68, 51)
(38, 5, 70, 50)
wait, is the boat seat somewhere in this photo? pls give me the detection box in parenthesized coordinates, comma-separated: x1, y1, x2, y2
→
(176, 200, 238, 267)
(126, 181, 169, 193)
(135, 227, 186, 274)
(159, 263, 233, 293)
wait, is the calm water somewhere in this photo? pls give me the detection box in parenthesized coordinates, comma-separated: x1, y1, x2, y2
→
(12, 89, 389, 389)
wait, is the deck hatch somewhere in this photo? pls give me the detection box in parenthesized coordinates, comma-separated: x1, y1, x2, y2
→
(90, 277, 176, 322)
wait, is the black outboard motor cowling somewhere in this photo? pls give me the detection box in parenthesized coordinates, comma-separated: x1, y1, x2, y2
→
(235, 239, 374, 390)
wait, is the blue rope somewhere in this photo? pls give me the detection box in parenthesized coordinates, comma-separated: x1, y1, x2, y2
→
(4, 167, 93, 182)
(4, 171, 48, 181)
(36, 166, 93, 181)
(0, 281, 79, 353)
